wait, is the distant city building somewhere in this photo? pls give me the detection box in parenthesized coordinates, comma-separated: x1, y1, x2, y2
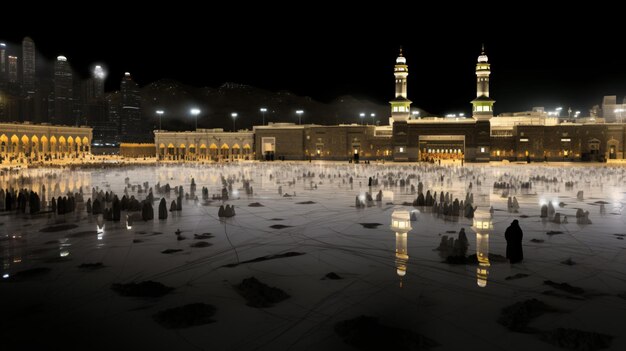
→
(105, 91, 121, 143)
(21, 37, 36, 93)
(0, 42, 6, 83)
(93, 65, 105, 98)
(53, 55, 74, 125)
(119, 72, 143, 142)
(601, 95, 626, 123)
(8, 56, 18, 83)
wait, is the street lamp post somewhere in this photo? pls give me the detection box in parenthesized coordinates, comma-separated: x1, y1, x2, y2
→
(260, 107, 267, 126)
(156, 110, 164, 131)
(359, 112, 365, 125)
(190, 108, 201, 130)
(231, 112, 238, 132)
(370, 113, 376, 125)
(296, 110, 304, 125)
(411, 110, 420, 119)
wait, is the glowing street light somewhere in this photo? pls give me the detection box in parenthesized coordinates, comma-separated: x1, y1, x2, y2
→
(156, 110, 164, 131)
(359, 112, 365, 125)
(260, 107, 267, 125)
(296, 110, 304, 125)
(370, 113, 376, 125)
(412, 110, 420, 119)
(231, 112, 238, 132)
(190, 108, 201, 130)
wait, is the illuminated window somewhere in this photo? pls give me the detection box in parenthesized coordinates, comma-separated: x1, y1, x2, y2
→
(520, 138, 529, 142)
(480, 147, 485, 153)
(399, 147, 404, 153)
(561, 138, 571, 142)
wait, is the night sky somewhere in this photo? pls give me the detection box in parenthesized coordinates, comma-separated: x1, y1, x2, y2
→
(1, 8, 625, 116)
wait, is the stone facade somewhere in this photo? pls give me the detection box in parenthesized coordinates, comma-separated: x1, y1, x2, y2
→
(120, 143, 156, 158)
(0, 122, 92, 162)
(253, 123, 394, 161)
(154, 129, 254, 161)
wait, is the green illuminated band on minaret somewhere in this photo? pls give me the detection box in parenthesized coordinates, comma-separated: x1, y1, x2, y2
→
(390, 47, 412, 121)
(471, 44, 495, 120)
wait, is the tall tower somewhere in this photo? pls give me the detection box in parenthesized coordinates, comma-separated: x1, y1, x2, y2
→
(8, 56, 18, 83)
(0, 43, 6, 83)
(120, 72, 142, 142)
(390, 48, 411, 122)
(471, 44, 495, 120)
(53, 55, 74, 125)
(22, 37, 36, 93)
(93, 65, 105, 98)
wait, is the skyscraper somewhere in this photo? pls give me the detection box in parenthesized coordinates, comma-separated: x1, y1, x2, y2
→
(0, 43, 6, 83)
(53, 55, 74, 125)
(93, 65, 105, 99)
(8, 56, 18, 83)
(22, 37, 36, 93)
(120, 72, 142, 141)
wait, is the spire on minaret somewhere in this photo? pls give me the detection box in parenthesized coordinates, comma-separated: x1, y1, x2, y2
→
(399, 46, 403, 56)
(481, 43, 485, 54)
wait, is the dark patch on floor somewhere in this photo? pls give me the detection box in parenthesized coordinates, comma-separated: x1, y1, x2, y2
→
(498, 299, 561, 332)
(359, 223, 383, 229)
(544, 280, 585, 295)
(161, 249, 183, 254)
(78, 262, 105, 270)
(39, 224, 78, 233)
(505, 273, 530, 281)
(295, 201, 316, 204)
(223, 252, 305, 268)
(539, 328, 613, 350)
(153, 303, 216, 329)
(235, 277, 289, 308)
(190, 241, 212, 248)
(270, 224, 293, 229)
(248, 202, 264, 207)
(530, 238, 545, 243)
(322, 272, 343, 280)
(111, 281, 174, 297)
(194, 233, 213, 239)
(335, 315, 439, 350)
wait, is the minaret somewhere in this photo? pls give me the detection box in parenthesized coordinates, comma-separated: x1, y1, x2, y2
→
(390, 48, 412, 122)
(471, 44, 495, 120)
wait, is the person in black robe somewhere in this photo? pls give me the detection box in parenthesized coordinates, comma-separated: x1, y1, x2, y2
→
(505, 219, 524, 263)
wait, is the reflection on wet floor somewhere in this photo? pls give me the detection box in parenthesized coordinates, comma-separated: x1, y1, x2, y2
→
(473, 209, 493, 288)
(391, 209, 411, 288)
